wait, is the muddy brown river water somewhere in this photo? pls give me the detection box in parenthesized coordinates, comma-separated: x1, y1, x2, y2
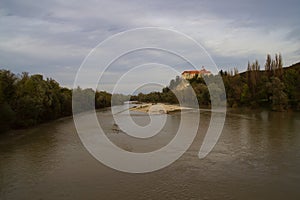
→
(1, 106, 300, 200)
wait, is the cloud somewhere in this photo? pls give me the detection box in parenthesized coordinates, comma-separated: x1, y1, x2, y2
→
(0, 0, 299, 91)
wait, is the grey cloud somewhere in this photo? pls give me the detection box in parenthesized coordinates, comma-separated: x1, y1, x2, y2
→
(0, 0, 299, 90)
(287, 28, 300, 42)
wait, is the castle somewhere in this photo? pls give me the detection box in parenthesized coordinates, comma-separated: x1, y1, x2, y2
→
(181, 67, 211, 79)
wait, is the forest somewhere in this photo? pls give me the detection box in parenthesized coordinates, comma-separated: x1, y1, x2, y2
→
(1, 53, 299, 133)
(0, 72, 112, 133)
(132, 54, 300, 111)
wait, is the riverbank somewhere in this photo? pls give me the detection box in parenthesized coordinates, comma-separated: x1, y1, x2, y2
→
(130, 103, 191, 114)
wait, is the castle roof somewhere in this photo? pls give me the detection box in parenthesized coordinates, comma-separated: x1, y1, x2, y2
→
(181, 68, 211, 75)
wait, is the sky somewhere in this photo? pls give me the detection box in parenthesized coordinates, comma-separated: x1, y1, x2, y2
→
(0, 0, 299, 93)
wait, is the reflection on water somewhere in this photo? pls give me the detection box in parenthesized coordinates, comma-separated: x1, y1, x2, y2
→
(1, 107, 300, 200)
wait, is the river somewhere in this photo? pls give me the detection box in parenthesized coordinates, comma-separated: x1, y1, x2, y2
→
(1, 106, 300, 200)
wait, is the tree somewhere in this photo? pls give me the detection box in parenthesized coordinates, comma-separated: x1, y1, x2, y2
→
(0, 102, 15, 133)
(0, 70, 17, 132)
(14, 74, 50, 126)
(0, 69, 115, 132)
(277, 53, 283, 78)
(240, 83, 250, 105)
(59, 88, 72, 116)
(247, 60, 260, 105)
(265, 54, 271, 73)
(96, 91, 112, 108)
(266, 77, 288, 111)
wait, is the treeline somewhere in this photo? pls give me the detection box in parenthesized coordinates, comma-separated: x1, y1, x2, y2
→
(130, 76, 184, 104)
(130, 75, 223, 108)
(0, 70, 112, 133)
(132, 54, 300, 111)
(222, 54, 300, 111)
(1, 54, 298, 132)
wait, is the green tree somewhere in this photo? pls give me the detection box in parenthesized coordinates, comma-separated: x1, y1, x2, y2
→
(14, 74, 48, 126)
(0, 70, 17, 132)
(265, 54, 272, 75)
(266, 77, 288, 111)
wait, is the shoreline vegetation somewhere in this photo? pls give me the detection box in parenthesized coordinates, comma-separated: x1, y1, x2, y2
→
(1, 53, 299, 133)
(131, 54, 300, 112)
